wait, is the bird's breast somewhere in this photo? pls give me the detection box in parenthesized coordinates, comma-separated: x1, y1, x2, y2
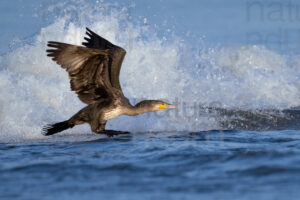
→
(102, 106, 123, 120)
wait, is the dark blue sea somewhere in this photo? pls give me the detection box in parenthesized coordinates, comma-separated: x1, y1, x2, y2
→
(1, 130, 300, 200)
(1, 0, 300, 199)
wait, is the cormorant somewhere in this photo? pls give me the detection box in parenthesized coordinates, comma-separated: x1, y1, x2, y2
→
(42, 28, 178, 137)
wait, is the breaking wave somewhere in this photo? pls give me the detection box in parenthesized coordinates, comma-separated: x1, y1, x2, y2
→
(1, 1, 300, 142)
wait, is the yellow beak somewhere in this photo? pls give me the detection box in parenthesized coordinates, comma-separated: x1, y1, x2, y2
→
(165, 104, 179, 109)
(159, 104, 179, 110)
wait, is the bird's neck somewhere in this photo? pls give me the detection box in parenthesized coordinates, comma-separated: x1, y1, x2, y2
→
(124, 103, 155, 116)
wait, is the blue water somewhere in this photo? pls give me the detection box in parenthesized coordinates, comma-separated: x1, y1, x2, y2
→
(1, 0, 300, 199)
(1, 131, 300, 200)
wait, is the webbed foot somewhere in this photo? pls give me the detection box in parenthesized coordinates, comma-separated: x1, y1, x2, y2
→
(96, 130, 130, 137)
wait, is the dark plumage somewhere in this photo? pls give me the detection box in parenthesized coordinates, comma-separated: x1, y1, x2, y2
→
(42, 28, 178, 137)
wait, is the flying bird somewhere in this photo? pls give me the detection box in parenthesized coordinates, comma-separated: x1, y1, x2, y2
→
(43, 28, 178, 137)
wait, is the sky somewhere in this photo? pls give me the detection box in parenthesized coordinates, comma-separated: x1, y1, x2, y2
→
(1, 0, 300, 54)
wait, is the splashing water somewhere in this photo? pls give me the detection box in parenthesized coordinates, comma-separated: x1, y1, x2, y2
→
(0, 1, 300, 142)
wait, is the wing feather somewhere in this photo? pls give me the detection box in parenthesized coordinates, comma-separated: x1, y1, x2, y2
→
(82, 28, 126, 91)
(47, 41, 112, 104)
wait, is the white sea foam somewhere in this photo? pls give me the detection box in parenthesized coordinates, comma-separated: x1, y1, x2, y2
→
(0, 1, 300, 142)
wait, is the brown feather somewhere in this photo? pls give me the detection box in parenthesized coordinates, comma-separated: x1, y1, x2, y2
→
(46, 41, 113, 104)
(82, 28, 126, 91)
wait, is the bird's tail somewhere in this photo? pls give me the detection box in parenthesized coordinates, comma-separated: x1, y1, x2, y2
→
(42, 120, 74, 136)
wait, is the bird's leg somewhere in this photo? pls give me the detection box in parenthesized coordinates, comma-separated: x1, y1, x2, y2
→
(92, 121, 106, 133)
(91, 120, 129, 137)
(91, 120, 106, 133)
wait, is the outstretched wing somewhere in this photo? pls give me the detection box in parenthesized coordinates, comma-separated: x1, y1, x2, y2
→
(47, 41, 113, 105)
(82, 28, 126, 91)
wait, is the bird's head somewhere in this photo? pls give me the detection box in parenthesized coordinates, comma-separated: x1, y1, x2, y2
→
(135, 100, 178, 112)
